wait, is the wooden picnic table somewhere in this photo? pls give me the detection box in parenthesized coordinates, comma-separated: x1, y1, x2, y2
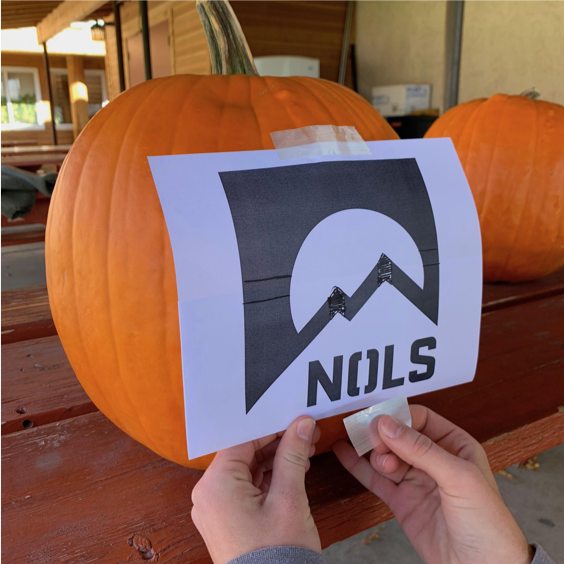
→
(1, 144, 69, 173)
(2, 270, 564, 563)
(1, 144, 72, 157)
(1, 140, 38, 148)
(1, 153, 67, 172)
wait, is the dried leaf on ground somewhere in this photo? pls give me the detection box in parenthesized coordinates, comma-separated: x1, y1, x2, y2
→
(361, 525, 385, 545)
(518, 456, 540, 471)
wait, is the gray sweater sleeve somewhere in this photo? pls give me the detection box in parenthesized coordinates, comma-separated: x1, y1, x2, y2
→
(226, 547, 325, 564)
(227, 544, 557, 564)
(532, 544, 558, 564)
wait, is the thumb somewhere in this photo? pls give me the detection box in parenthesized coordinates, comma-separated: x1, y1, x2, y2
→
(269, 416, 316, 498)
(377, 415, 466, 487)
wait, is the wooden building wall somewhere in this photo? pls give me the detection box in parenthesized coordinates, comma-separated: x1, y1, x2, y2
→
(105, 0, 353, 101)
(1, 52, 105, 145)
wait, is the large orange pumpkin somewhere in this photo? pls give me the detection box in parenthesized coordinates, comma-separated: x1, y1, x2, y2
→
(425, 92, 564, 282)
(45, 0, 398, 468)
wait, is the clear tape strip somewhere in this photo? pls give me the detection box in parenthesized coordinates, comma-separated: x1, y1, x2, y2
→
(270, 125, 370, 160)
(343, 397, 412, 457)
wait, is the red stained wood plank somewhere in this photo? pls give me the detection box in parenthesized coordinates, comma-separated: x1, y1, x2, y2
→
(413, 295, 564, 443)
(2, 409, 562, 564)
(1, 336, 95, 435)
(482, 267, 564, 313)
(1, 285, 56, 344)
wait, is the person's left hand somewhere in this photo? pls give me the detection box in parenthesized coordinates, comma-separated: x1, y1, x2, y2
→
(191, 416, 322, 564)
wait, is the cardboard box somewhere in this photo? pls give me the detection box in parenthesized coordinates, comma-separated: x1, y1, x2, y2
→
(371, 85, 431, 117)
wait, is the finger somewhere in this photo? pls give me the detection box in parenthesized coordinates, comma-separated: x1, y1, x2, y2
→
(408, 406, 494, 488)
(214, 432, 279, 471)
(369, 450, 412, 484)
(249, 438, 281, 476)
(254, 442, 316, 488)
(269, 416, 316, 499)
(410, 406, 483, 461)
(374, 442, 392, 455)
(260, 471, 273, 494)
(377, 415, 468, 488)
(255, 438, 281, 466)
(333, 440, 396, 505)
(312, 424, 322, 446)
(254, 424, 320, 471)
(370, 407, 488, 473)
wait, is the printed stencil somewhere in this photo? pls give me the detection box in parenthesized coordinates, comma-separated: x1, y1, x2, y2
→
(149, 139, 482, 458)
(219, 159, 439, 413)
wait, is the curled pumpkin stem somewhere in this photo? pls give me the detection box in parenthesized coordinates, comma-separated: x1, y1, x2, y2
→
(196, 0, 259, 76)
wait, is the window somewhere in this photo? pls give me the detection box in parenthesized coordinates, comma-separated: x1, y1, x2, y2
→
(1, 67, 43, 130)
(51, 69, 108, 128)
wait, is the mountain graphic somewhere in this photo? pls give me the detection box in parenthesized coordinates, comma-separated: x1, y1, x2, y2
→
(219, 158, 439, 413)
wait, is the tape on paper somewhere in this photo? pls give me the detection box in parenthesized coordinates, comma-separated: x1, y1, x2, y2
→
(270, 125, 371, 160)
(343, 396, 412, 457)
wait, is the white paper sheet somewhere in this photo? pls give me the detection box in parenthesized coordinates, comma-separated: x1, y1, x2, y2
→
(149, 138, 482, 459)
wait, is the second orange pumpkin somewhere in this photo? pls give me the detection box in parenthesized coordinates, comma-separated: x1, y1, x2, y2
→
(425, 93, 564, 283)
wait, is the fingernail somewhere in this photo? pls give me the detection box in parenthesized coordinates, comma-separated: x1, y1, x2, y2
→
(381, 416, 403, 438)
(377, 454, 389, 468)
(297, 418, 316, 441)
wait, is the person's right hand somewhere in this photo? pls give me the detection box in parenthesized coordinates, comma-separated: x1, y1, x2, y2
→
(334, 405, 533, 564)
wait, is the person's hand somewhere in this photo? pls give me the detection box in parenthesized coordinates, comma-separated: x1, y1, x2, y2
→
(191, 416, 322, 564)
(334, 405, 533, 564)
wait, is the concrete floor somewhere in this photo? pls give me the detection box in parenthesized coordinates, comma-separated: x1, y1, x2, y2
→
(324, 444, 564, 563)
(2, 241, 46, 290)
(3, 243, 563, 562)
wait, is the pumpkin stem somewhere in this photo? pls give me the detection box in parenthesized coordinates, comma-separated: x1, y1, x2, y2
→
(520, 87, 540, 100)
(196, 0, 259, 76)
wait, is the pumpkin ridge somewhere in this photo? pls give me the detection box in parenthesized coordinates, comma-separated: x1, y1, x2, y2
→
(499, 97, 540, 279)
(253, 75, 281, 147)
(103, 79, 175, 454)
(65, 106, 125, 424)
(288, 76, 338, 125)
(216, 77, 238, 152)
(475, 96, 510, 220)
(310, 78, 357, 128)
(313, 78, 374, 139)
(261, 75, 301, 134)
(461, 99, 489, 173)
(245, 76, 269, 151)
(170, 75, 206, 150)
(457, 102, 484, 165)
(117, 80, 189, 458)
(534, 103, 564, 276)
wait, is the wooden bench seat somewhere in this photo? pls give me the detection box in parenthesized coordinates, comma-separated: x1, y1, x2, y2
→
(3, 408, 561, 564)
(1, 335, 95, 435)
(2, 270, 564, 563)
(1, 285, 56, 344)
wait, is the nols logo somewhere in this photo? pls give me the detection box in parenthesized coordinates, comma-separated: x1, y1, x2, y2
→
(220, 159, 439, 413)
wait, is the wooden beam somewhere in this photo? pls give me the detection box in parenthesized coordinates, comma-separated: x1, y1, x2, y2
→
(36, 0, 107, 44)
(66, 55, 90, 139)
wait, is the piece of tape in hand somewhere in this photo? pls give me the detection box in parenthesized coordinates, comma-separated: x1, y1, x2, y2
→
(270, 125, 371, 160)
(343, 397, 412, 457)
